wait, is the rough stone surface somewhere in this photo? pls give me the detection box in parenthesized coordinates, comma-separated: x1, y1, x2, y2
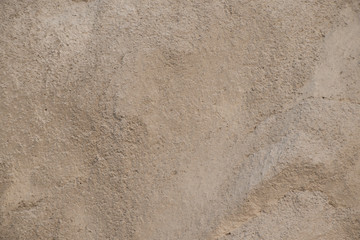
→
(1, 1, 360, 239)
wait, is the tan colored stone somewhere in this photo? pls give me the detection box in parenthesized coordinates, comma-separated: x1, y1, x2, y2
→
(0, 1, 359, 239)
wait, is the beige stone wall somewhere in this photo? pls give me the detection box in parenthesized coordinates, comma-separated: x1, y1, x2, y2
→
(1, 1, 359, 239)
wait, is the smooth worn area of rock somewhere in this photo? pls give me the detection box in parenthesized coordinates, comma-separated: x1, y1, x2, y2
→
(1, 1, 360, 239)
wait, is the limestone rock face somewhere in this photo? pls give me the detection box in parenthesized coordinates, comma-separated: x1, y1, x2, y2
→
(1, 1, 359, 239)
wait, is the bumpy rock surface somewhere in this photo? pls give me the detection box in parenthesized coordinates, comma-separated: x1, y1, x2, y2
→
(1, 1, 360, 239)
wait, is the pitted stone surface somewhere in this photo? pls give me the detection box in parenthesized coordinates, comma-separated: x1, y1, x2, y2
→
(1, 1, 359, 239)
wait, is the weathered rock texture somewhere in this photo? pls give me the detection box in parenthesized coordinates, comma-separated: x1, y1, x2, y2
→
(1, 1, 360, 239)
